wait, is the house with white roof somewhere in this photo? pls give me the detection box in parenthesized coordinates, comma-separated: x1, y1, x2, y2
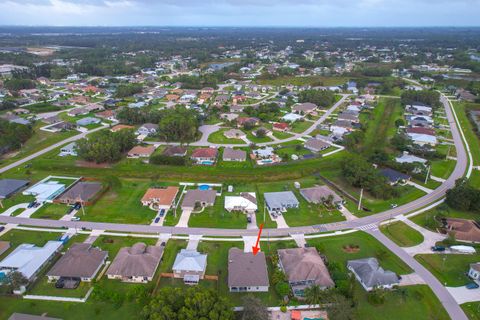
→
(23, 181, 66, 202)
(172, 249, 207, 285)
(224, 192, 258, 214)
(0, 241, 63, 281)
(282, 113, 304, 123)
(395, 152, 427, 165)
(407, 133, 437, 146)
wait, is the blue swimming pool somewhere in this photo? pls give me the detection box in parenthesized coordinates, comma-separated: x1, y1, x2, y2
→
(200, 160, 214, 165)
(198, 184, 210, 190)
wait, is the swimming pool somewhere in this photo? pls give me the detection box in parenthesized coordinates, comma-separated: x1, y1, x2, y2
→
(198, 184, 210, 191)
(200, 160, 214, 165)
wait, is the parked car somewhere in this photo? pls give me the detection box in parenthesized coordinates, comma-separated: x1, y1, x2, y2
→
(390, 204, 398, 208)
(246, 216, 252, 223)
(73, 203, 82, 210)
(431, 246, 446, 252)
(27, 201, 36, 208)
(154, 217, 160, 223)
(71, 217, 80, 221)
(0, 226, 5, 232)
(159, 209, 165, 217)
(33, 202, 41, 208)
(466, 282, 479, 289)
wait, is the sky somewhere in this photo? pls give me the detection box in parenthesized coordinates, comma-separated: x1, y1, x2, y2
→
(0, 0, 479, 27)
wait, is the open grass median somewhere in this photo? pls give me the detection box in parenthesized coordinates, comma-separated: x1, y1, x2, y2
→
(380, 221, 424, 247)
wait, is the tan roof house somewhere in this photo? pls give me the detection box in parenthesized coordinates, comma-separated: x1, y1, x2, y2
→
(141, 186, 179, 209)
(106, 243, 163, 283)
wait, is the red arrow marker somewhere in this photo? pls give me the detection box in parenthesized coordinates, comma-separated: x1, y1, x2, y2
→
(252, 223, 264, 256)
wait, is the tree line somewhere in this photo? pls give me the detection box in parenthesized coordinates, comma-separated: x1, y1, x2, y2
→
(76, 129, 136, 163)
(0, 119, 33, 156)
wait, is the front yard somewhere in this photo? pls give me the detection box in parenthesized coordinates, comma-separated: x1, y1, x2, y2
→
(380, 221, 424, 247)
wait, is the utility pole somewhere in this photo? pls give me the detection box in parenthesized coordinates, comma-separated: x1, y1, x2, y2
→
(357, 188, 363, 211)
(446, 145, 451, 160)
(424, 165, 431, 185)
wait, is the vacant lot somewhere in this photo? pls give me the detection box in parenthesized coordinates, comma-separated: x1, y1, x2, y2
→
(380, 221, 424, 247)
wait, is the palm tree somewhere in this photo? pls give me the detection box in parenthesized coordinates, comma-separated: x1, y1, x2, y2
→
(304, 285, 324, 306)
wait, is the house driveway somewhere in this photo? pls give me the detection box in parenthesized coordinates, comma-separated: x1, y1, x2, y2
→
(446, 286, 480, 304)
(339, 206, 357, 221)
(406, 181, 433, 194)
(186, 234, 202, 250)
(290, 233, 306, 247)
(176, 210, 192, 228)
(0, 203, 28, 216)
(242, 236, 259, 253)
(399, 272, 426, 286)
(393, 216, 447, 255)
(247, 213, 258, 230)
(270, 213, 289, 229)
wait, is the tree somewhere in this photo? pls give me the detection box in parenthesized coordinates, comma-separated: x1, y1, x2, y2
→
(143, 286, 234, 320)
(446, 178, 480, 212)
(241, 296, 269, 320)
(326, 293, 354, 320)
(298, 90, 336, 108)
(76, 129, 136, 163)
(275, 281, 291, 297)
(304, 285, 326, 306)
(158, 107, 199, 143)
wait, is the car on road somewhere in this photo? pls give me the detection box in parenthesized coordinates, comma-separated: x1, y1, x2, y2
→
(390, 204, 398, 209)
(431, 245, 446, 252)
(71, 217, 80, 221)
(154, 217, 160, 223)
(466, 282, 479, 289)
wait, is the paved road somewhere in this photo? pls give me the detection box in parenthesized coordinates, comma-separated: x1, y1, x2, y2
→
(0, 125, 108, 175)
(368, 229, 468, 320)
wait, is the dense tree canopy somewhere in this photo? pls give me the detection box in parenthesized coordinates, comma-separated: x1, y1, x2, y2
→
(298, 89, 336, 108)
(158, 107, 200, 143)
(117, 107, 162, 125)
(76, 129, 136, 163)
(0, 119, 33, 155)
(115, 83, 143, 98)
(142, 286, 234, 320)
(400, 90, 441, 109)
(446, 178, 480, 213)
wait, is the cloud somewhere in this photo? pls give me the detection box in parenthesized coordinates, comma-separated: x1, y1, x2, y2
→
(0, 0, 478, 26)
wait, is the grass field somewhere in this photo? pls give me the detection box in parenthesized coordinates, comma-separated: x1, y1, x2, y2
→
(93, 235, 157, 257)
(30, 203, 70, 220)
(453, 102, 480, 166)
(0, 229, 61, 260)
(462, 302, 480, 320)
(415, 253, 480, 286)
(188, 198, 248, 229)
(430, 159, 457, 179)
(289, 120, 312, 133)
(380, 221, 424, 247)
(207, 128, 245, 144)
(257, 75, 348, 87)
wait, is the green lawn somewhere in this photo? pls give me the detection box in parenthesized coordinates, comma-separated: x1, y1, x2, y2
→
(188, 197, 248, 229)
(271, 130, 294, 140)
(29, 273, 92, 298)
(30, 203, 70, 220)
(246, 131, 273, 143)
(410, 205, 479, 231)
(207, 128, 245, 144)
(462, 302, 480, 320)
(380, 221, 424, 247)
(81, 179, 159, 224)
(470, 170, 480, 189)
(415, 253, 480, 286)
(353, 284, 449, 320)
(430, 159, 456, 179)
(0, 193, 35, 214)
(0, 229, 61, 260)
(289, 120, 312, 134)
(453, 102, 480, 166)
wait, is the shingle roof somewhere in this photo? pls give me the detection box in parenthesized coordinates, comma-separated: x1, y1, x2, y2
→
(228, 248, 269, 288)
(57, 182, 102, 202)
(223, 148, 246, 161)
(0, 179, 29, 199)
(172, 249, 207, 272)
(141, 186, 179, 206)
(181, 189, 217, 209)
(106, 243, 163, 278)
(8, 313, 62, 320)
(46, 243, 107, 279)
(278, 247, 334, 288)
(300, 186, 342, 204)
(191, 148, 218, 158)
(347, 258, 399, 288)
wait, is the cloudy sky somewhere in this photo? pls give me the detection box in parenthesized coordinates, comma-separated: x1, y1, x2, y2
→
(0, 0, 479, 27)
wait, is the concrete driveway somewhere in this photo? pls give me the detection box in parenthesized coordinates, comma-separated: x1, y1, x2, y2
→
(176, 210, 192, 228)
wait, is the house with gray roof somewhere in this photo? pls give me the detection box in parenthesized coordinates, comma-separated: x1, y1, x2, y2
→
(55, 181, 102, 206)
(172, 249, 207, 285)
(223, 147, 246, 162)
(264, 191, 299, 214)
(0, 179, 29, 199)
(46, 243, 107, 282)
(228, 248, 269, 292)
(304, 138, 330, 153)
(76, 117, 100, 127)
(180, 189, 217, 211)
(300, 185, 343, 205)
(278, 247, 334, 297)
(106, 242, 163, 283)
(347, 258, 399, 291)
(8, 313, 62, 320)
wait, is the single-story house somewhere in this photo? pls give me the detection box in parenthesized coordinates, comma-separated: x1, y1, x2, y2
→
(264, 191, 299, 213)
(228, 248, 269, 292)
(380, 168, 411, 185)
(172, 249, 207, 285)
(278, 247, 334, 297)
(300, 186, 343, 205)
(23, 180, 66, 202)
(224, 192, 257, 214)
(304, 138, 330, 153)
(191, 148, 218, 164)
(55, 181, 102, 205)
(406, 127, 436, 136)
(46, 243, 108, 282)
(0, 179, 29, 199)
(141, 186, 179, 209)
(136, 123, 159, 136)
(292, 102, 318, 115)
(106, 243, 163, 283)
(444, 218, 480, 242)
(395, 152, 427, 165)
(237, 117, 260, 128)
(468, 263, 480, 283)
(0, 241, 63, 281)
(224, 129, 246, 139)
(406, 104, 432, 116)
(407, 132, 437, 146)
(282, 113, 304, 123)
(162, 146, 187, 157)
(181, 189, 217, 211)
(273, 122, 290, 132)
(76, 117, 100, 127)
(127, 145, 156, 158)
(347, 258, 400, 291)
(58, 143, 77, 157)
(67, 107, 88, 117)
(223, 148, 246, 162)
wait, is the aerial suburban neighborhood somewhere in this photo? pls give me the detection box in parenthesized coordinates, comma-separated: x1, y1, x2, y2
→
(0, 3, 479, 320)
